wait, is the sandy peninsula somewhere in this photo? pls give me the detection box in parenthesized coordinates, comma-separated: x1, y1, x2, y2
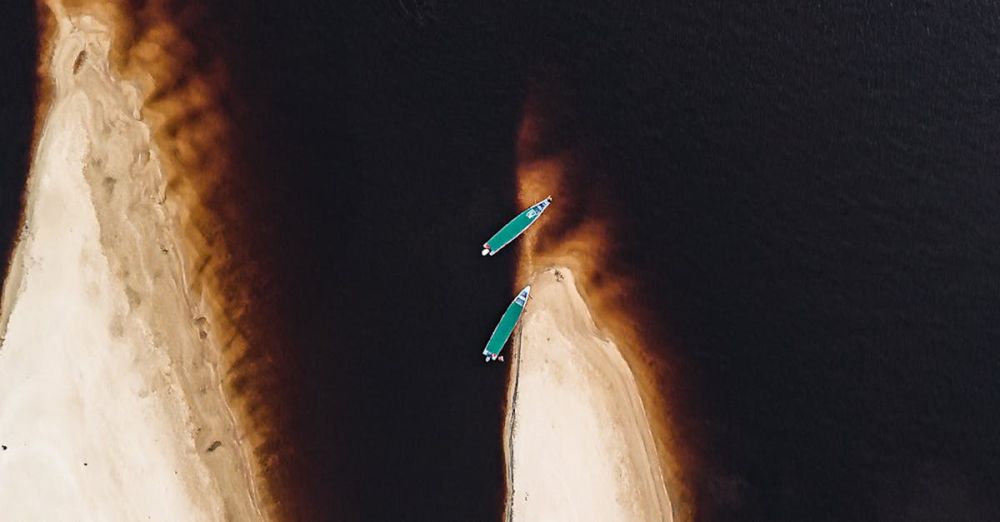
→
(0, 7, 263, 521)
(504, 266, 673, 521)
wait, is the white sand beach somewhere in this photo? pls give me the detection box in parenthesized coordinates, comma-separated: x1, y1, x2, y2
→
(0, 6, 263, 521)
(504, 267, 673, 522)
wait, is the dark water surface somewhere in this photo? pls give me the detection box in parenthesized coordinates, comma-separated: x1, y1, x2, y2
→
(3, 2, 1000, 521)
(203, 3, 1000, 520)
(0, 2, 37, 272)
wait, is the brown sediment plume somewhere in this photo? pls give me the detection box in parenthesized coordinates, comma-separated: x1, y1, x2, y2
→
(513, 88, 693, 521)
(26, 1, 297, 518)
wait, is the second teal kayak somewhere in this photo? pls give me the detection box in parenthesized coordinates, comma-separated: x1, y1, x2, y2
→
(483, 285, 530, 362)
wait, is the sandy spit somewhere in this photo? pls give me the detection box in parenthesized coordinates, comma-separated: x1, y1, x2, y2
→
(503, 266, 673, 521)
(0, 8, 263, 521)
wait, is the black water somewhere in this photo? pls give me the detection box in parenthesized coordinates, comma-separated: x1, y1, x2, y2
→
(0, 2, 37, 269)
(3, 2, 1000, 521)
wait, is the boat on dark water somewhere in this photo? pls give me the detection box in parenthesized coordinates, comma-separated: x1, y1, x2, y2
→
(481, 197, 552, 256)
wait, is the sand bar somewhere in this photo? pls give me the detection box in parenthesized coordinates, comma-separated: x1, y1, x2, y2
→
(504, 267, 672, 521)
(0, 8, 262, 521)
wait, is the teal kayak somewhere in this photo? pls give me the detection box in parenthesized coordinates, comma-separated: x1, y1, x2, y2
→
(481, 196, 553, 256)
(483, 285, 530, 362)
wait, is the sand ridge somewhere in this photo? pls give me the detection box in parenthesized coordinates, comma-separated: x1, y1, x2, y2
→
(504, 267, 673, 521)
(0, 8, 263, 521)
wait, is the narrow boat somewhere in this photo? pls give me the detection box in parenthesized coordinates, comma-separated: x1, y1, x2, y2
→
(481, 196, 553, 256)
(483, 285, 530, 362)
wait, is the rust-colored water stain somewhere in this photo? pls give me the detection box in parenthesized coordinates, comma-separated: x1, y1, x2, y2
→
(514, 86, 694, 521)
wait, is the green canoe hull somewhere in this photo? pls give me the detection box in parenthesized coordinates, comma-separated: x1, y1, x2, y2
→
(483, 286, 530, 358)
(482, 197, 552, 256)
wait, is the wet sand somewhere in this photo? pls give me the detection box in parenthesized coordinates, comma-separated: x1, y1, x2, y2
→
(504, 267, 673, 521)
(0, 7, 263, 520)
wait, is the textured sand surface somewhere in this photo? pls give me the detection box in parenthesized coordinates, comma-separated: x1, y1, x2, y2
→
(0, 8, 262, 521)
(505, 267, 672, 522)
